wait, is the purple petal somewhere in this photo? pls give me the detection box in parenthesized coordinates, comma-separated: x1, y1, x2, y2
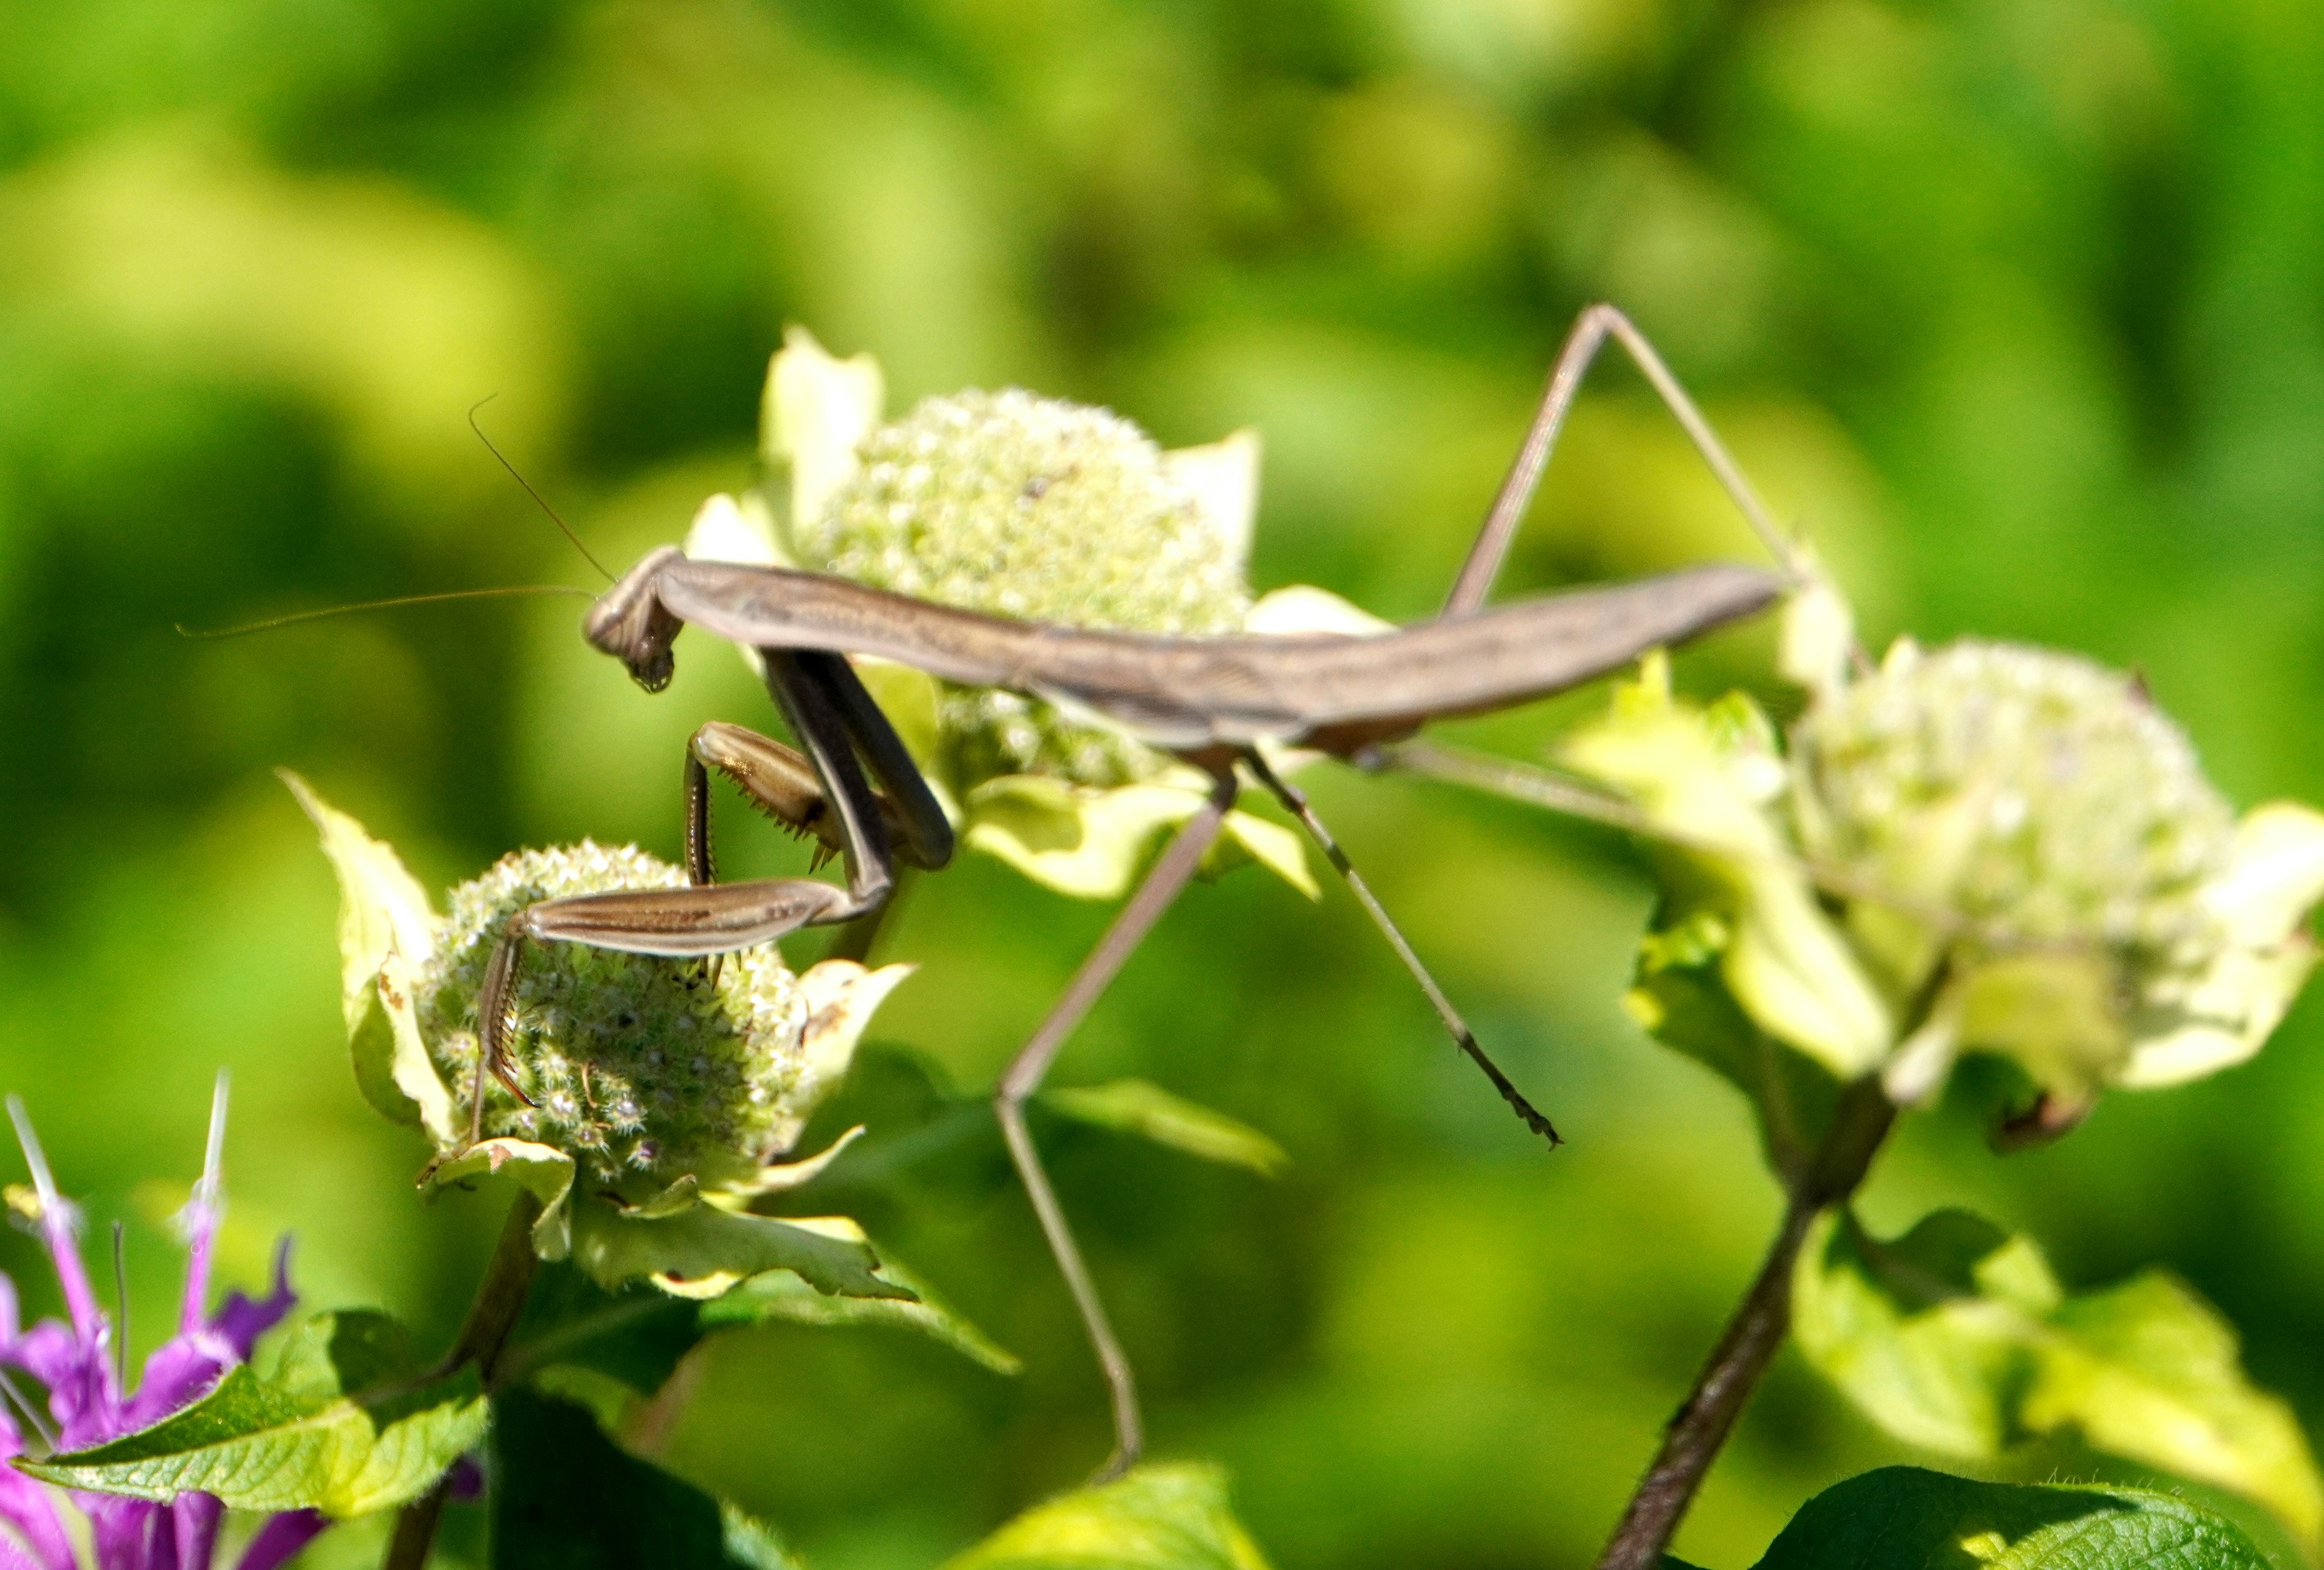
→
(207, 1237, 296, 1362)
(233, 1510, 328, 1570)
(13, 1320, 117, 1452)
(122, 1329, 236, 1434)
(81, 1493, 160, 1570)
(123, 1234, 297, 1431)
(445, 1454, 484, 1502)
(0, 1462, 76, 1570)
(164, 1491, 223, 1570)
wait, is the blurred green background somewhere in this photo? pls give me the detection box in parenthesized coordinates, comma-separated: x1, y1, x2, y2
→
(4, 0, 2323, 1564)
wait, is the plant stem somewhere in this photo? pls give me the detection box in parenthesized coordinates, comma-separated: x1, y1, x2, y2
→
(384, 1190, 545, 1570)
(1594, 1077, 1896, 1570)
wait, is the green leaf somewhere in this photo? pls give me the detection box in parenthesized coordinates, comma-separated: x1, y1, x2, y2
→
(503, 1263, 704, 1395)
(569, 1197, 909, 1302)
(502, 1256, 1019, 1393)
(281, 770, 456, 1141)
(1793, 1209, 2056, 1454)
(426, 1138, 580, 1260)
(1794, 1209, 2324, 1546)
(944, 1463, 1273, 1570)
(764, 324, 883, 538)
(1625, 908, 1843, 1178)
(1750, 1466, 2265, 1569)
(21, 1310, 485, 1517)
(490, 1387, 802, 1569)
(2029, 1273, 2324, 1547)
(1045, 1080, 1288, 1177)
(427, 1141, 909, 1305)
(699, 1256, 1020, 1375)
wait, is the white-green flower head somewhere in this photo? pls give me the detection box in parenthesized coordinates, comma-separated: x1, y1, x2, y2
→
(1563, 578, 2324, 1140)
(681, 327, 1378, 907)
(803, 389, 1250, 786)
(418, 842, 830, 1189)
(1794, 640, 2235, 955)
(287, 773, 915, 1301)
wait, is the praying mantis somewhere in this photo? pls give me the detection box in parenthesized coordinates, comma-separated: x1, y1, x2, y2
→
(473, 304, 1799, 1476)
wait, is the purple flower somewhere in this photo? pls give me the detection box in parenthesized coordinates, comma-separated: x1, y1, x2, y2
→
(0, 1076, 324, 1570)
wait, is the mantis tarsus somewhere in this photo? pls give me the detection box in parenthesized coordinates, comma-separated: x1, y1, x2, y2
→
(473, 304, 1797, 1476)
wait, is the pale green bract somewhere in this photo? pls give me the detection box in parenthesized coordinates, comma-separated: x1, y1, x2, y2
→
(287, 773, 913, 1303)
(682, 326, 1379, 904)
(1567, 579, 2324, 1118)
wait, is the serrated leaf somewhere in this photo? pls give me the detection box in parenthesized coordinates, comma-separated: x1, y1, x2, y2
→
(944, 1463, 1273, 1570)
(1794, 1209, 2324, 1546)
(1750, 1466, 2265, 1569)
(282, 770, 456, 1140)
(699, 1257, 1020, 1375)
(490, 1388, 803, 1569)
(1045, 1081, 1287, 1177)
(21, 1310, 485, 1517)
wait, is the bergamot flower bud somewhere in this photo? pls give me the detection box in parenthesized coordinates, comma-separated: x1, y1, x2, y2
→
(417, 842, 821, 1189)
(1793, 640, 2236, 956)
(796, 389, 1252, 786)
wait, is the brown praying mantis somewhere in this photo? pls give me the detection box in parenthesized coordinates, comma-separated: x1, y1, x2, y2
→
(470, 304, 1800, 1477)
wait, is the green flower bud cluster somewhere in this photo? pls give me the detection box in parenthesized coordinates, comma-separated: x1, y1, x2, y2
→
(416, 842, 818, 1187)
(799, 389, 1251, 786)
(1793, 640, 2236, 954)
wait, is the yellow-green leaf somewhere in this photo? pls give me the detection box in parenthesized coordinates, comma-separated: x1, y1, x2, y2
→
(945, 1464, 1273, 1570)
(282, 770, 455, 1140)
(1046, 1080, 1288, 1176)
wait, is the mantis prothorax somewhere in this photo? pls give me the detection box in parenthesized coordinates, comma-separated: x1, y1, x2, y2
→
(474, 304, 1797, 1477)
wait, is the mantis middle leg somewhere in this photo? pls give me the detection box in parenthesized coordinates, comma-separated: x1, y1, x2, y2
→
(992, 761, 1239, 1482)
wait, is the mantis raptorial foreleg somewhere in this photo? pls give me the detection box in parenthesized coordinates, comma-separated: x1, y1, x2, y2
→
(467, 651, 942, 1146)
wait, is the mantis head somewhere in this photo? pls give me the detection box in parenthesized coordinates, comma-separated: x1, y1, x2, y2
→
(585, 544, 689, 692)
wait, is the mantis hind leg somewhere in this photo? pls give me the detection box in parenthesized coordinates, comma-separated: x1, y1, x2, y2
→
(993, 763, 1238, 1482)
(1443, 304, 1799, 617)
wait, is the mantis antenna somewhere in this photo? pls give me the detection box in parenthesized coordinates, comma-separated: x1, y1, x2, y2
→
(179, 398, 612, 639)
(175, 583, 593, 640)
